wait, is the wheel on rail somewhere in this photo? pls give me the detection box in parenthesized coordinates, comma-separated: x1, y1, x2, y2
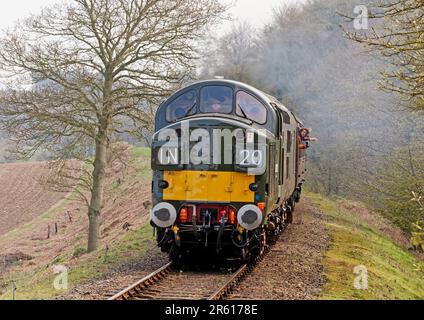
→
(169, 244, 184, 269)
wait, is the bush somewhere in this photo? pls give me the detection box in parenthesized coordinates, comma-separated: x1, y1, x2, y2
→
(72, 246, 86, 258)
(411, 192, 424, 251)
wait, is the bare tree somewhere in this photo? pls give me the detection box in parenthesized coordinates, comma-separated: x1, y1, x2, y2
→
(0, 0, 225, 252)
(346, 0, 424, 112)
(199, 22, 257, 82)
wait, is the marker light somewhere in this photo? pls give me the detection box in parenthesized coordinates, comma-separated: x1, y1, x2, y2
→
(257, 202, 266, 211)
(180, 207, 188, 223)
(229, 209, 236, 225)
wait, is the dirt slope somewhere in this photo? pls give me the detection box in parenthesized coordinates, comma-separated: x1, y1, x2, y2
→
(0, 162, 69, 236)
(0, 148, 152, 300)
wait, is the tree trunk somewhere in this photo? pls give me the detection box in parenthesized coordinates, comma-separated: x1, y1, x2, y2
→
(87, 129, 108, 252)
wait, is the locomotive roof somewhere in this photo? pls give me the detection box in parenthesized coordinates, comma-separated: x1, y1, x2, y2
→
(155, 79, 301, 133)
(181, 79, 292, 113)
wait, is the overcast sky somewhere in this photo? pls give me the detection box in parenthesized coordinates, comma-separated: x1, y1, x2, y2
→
(221, 0, 303, 31)
(0, 0, 304, 31)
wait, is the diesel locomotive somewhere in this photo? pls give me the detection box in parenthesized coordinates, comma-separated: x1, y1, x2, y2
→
(150, 80, 306, 265)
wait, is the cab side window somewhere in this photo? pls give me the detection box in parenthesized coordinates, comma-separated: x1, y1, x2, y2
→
(166, 89, 197, 122)
(281, 111, 291, 124)
(236, 91, 267, 124)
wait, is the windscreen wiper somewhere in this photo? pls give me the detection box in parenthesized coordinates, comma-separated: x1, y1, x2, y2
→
(237, 104, 252, 122)
(184, 103, 197, 117)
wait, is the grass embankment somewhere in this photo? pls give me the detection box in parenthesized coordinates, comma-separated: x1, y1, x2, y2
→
(306, 192, 424, 300)
(0, 147, 154, 300)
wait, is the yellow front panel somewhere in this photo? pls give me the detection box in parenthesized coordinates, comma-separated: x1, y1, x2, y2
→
(208, 172, 232, 202)
(186, 171, 209, 202)
(163, 171, 187, 201)
(163, 171, 255, 203)
(230, 172, 255, 203)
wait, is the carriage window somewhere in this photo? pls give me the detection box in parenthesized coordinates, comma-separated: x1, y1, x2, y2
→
(200, 86, 233, 114)
(166, 89, 197, 122)
(236, 91, 267, 124)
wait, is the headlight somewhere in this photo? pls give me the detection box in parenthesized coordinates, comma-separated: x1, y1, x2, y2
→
(237, 204, 263, 230)
(150, 202, 177, 228)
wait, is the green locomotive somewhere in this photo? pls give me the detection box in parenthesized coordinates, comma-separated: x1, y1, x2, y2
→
(150, 80, 306, 265)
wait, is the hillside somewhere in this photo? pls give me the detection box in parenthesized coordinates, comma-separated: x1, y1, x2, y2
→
(0, 162, 69, 235)
(0, 139, 8, 163)
(0, 147, 159, 299)
(0, 149, 423, 300)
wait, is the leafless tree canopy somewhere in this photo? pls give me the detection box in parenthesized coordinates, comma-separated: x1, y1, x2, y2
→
(0, 0, 225, 251)
(346, 0, 424, 111)
(0, 0, 225, 156)
(199, 22, 258, 83)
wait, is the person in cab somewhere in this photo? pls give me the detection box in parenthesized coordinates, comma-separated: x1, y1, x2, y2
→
(298, 127, 318, 149)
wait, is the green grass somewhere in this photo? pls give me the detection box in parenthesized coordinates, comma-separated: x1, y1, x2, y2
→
(72, 246, 86, 258)
(306, 192, 424, 300)
(66, 223, 155, 285)
(132, 147, 151, 159)
(131, 147, 152, 180)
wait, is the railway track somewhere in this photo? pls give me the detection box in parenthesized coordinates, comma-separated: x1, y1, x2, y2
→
(109, 246, 270, 301)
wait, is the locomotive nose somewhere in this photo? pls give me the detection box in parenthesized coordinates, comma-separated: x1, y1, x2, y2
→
(150, 202, 177, 228)
(237, 205, 263, 230)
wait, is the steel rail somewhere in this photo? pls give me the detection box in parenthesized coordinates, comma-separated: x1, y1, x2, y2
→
(108, 262, 173, 300)
(109, 232, 275, 300)
(208, 245, 270, 300)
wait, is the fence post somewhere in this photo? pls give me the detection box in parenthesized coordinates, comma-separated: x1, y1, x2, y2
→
(66, 210, 73, 222)
(12, 281, 16, 300)
(104, 244, 109, 262)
